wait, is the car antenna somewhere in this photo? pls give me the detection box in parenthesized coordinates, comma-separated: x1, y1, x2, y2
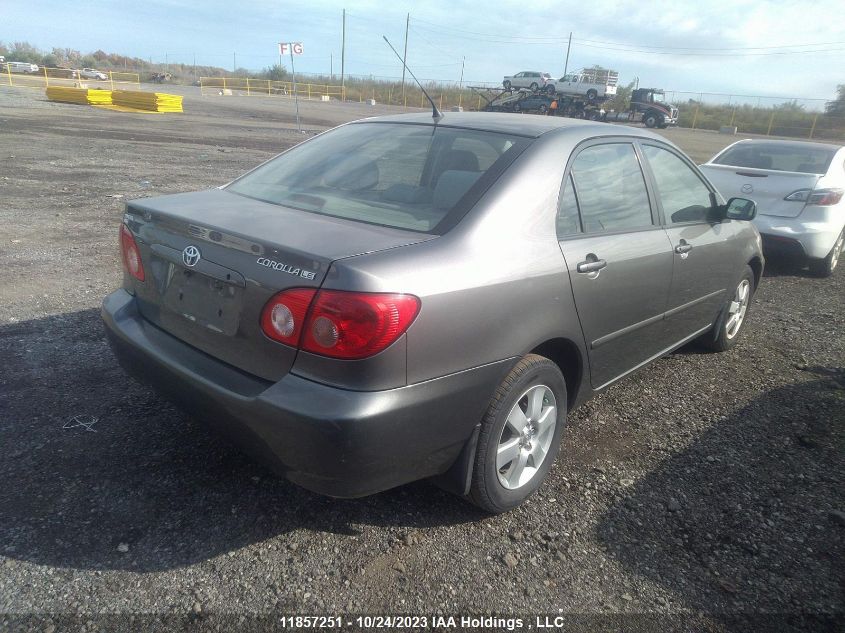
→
(382, 36, 443, 121)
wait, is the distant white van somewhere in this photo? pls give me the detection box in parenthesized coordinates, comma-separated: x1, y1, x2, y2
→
(5, 61, 40, 74)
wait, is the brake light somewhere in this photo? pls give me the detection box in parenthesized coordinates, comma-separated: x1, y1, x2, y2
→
(260, 288, 317, 346)
(120, 224, 145, 281)
(301, 291, 420, 359)
(260, 289, 421, 359)
(784, 188, 844, 205)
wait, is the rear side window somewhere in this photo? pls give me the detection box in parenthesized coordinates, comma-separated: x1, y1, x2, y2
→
(713, 142, 835, 174)
(642, 145, 714, 224)
(557, 174, 581, 237)
(569, 143, 653, 232)
(227, 123, 526, 233)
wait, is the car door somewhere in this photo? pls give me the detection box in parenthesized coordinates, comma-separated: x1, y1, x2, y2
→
(557, 141, 675, 389)
(639, 142, 739, 343)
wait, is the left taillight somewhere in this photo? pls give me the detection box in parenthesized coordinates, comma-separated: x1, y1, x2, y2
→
(259, 289, 421, 360)
(120, 224, 145, 281)
(784, 188, 844, 206)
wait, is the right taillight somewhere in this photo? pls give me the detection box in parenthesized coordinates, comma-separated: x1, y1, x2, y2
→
(784, 188, 844, 205)
(120, 224, 145, 281)
(259, 288, 421, 359)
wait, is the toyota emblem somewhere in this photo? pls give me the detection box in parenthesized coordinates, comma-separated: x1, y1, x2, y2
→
(182, 245, 201, 267)
(741, 183, 753, 194)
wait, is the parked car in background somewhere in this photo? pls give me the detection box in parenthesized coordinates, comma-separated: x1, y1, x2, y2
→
(700, 139, 845, 277)
(5, 61, 39, 74)
(79, 68, 108, 80)
(502, 71, 552, 91)
(103, 113, 762, 513)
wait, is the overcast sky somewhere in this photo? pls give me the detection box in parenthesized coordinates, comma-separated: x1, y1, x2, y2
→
(5, 0, 845, 104)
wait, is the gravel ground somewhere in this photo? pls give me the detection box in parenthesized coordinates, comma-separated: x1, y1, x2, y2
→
(0, 86, 842, 632)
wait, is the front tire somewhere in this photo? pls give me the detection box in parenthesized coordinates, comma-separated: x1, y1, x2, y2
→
(643, 112, 661, 128)
(469, 355, 567, 514)
(701, 266, 755, 352)
(586, 89, 598, 101)
(808, 228, 843, 277)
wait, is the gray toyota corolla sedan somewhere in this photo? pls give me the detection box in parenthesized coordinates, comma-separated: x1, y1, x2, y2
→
(102, 113, 763, 513)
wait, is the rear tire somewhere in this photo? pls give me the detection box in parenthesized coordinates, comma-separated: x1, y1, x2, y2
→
(701, 266, 755, 352)
(539, 104, 548, 114)
(586, 89, 598, 102)
(808, 228, 843, 277)
(503, 80, 512, 91)
(468, 355, 566, 514)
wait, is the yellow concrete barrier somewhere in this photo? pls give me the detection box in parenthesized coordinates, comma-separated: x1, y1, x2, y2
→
(112, 90, 183, 112)
(46, 86, 112, 105)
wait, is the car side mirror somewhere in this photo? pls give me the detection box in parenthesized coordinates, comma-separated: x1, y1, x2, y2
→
(724, 197, 757, 221)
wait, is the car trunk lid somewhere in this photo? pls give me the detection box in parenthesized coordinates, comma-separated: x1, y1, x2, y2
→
(700, 163, 821, 218)
(124, 188, 434, 381)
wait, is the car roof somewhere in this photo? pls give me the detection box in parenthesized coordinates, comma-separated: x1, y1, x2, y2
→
(726, 138, 843, 152)
(353, 112, 667, 141)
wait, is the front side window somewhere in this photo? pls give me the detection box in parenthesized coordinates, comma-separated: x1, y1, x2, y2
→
(569, 143, 653, 232)
(642, 145, 714, 224)
(227, 123, 526, 233)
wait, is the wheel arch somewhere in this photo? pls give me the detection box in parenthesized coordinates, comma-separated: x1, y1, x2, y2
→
(748, 255, 763, 288)
(530, 337, 584, 412)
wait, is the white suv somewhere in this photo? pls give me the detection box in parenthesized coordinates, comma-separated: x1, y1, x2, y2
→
(502, 71, 552, 92)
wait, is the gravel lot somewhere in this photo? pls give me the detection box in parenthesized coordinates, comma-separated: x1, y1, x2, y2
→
(0, 86, 842, 632)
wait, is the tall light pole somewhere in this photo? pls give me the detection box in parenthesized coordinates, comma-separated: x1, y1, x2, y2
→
(401, 13, 409, 107)
(563, 32, 572, 76)
(340, 8, 346, 99)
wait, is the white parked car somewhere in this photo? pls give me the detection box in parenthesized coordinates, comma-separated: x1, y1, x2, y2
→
(79, 68, 108, 80)
(502, 71, 552, 92)
(5, 61, 39, 74)
(700, 139, 845, 277)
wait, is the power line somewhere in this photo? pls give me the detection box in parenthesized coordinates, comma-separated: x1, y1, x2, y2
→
(408, 17, 845, 53)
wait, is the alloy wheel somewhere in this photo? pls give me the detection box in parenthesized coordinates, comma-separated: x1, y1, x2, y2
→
(496, 384, 557, 490)
(725, 279, 751, 339)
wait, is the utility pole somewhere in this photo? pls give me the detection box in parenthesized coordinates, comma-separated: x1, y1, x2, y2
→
(563, 32, 572, 76)
(458, 56, 465, 108)
(401, 13, 409, 106)
(340, 9, 346, 99)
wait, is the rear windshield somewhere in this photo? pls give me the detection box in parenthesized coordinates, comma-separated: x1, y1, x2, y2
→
(227, 122, 527, 233)
(713, 142, 835, 174)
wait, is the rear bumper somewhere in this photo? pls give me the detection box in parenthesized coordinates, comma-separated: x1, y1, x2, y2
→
(755, 210, 844, 260)
(102, 289, 512, 498)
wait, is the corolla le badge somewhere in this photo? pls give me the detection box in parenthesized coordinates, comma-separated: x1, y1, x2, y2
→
(182, 245, 201, 267)
(741, 183, 753, 194)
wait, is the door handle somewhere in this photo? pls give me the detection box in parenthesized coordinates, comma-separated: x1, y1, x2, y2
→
(576, 258, 607, 273)
(674, 242, 693, 254)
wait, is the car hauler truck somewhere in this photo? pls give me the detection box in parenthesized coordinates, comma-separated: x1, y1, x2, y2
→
(603, 87, 679, 128)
